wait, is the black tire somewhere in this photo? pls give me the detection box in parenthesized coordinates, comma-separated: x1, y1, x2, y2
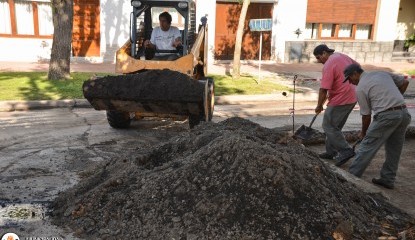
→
(205, 78, 215, 121)
(189, 78, 214, 129)
(188, 114, 201, 129)
(106, 110, 131, 129)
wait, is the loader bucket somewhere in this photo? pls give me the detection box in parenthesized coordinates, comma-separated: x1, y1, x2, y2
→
(83, 69, 214, 127)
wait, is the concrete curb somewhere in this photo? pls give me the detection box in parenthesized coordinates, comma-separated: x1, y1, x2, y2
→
(0, 92, 319, 112)
(0, 99, 91, 112)
(215, 92, 319, 105)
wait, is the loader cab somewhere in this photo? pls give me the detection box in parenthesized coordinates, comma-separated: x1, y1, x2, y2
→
(129, 0, 196, 60)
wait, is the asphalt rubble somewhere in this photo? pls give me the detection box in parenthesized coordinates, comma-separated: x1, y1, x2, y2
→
(50, 117, 415, 240)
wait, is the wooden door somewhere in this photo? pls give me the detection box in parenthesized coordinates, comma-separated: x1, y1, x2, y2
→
(72, 0, 100, 57)
(215, 2, 273, 60)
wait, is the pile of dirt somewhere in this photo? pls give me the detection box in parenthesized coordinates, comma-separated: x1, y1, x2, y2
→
(51, 117, 414, 239)
(82, 69, 204, 102)
(298, 126, 415, 146)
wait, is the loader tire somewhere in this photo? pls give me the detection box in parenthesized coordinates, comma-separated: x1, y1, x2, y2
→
(204, 78, 215, 122)
(106, 110, 131, 129)
(188, 115, 201, 129)
(189, 78, 214, 129)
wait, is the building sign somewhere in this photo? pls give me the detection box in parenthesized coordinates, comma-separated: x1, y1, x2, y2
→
(249, 18, 272, 32)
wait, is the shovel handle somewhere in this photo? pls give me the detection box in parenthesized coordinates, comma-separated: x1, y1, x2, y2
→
(308, 114, 318, 128)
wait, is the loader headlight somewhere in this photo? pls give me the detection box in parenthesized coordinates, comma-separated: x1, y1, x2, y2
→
(131, 0, 141, 7)
(178, 2, 188, 9)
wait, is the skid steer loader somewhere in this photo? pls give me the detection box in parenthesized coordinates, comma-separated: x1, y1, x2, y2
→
(82, 0, 214, 129)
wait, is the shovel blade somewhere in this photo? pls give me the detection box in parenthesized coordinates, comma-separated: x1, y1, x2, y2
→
(294, 125, 319, 140)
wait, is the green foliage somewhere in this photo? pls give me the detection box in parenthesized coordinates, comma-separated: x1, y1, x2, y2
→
(0, 72, 110, 101)
(407, 69, 415, 75)
(209, 74, 291, 96)
(404, 33, 415, 48)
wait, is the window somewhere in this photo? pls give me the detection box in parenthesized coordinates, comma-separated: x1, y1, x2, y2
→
(0, 0, 11, 34)
(338, 24, 352, 38)
(321, 24, 334, 38)
(151, 7, 184, 30)
(0, 0, 53, 37)
(305, 23, 372, 40)
(15, 0, 34, 35)
(304, 23, 317, 39)
(37, 1, 53, 35)
(355, 24, 371, 40)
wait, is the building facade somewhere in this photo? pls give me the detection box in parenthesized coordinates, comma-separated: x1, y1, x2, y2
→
(0, 0, 413, 63)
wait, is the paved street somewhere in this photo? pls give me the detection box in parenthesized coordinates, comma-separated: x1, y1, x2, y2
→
(1, 61, 415, 238)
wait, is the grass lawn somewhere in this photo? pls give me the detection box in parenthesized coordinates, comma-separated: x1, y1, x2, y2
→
(0, 72, 106, 101)
(407, 69, 415, 75)
(0, 72, 291, 101)
(210, 74, 291, 96)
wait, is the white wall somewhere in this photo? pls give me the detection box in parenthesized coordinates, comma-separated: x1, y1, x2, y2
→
(0, 38, 52, 62)
(374, 0, 400, 41)
(195, 0, 216, 65)
(396, 0, 415, 40)
(100, 0, 131, 63)
(0, 0, 132, 63)
(272, 0, 308, 62)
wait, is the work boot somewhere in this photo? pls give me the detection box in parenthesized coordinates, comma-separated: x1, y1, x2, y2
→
(372, 178, 394, 189)
(318, 152, 336, 160)
(335, 149, 355, 166)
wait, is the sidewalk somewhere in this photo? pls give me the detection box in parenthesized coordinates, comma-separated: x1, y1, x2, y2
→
(1, 60, 414, 76)
(0, 60, 414, 111)
(210, 61, 415, 79)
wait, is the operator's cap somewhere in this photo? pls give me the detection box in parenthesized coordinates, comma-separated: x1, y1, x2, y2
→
(313, 44, 335, 56)
(343, 63, 363, 83)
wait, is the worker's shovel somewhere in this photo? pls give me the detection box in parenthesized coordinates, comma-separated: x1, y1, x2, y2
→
(294, 114, 319, 140)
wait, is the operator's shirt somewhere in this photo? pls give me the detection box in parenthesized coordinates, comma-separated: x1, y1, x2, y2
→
(321, 53, 358, 106)
(150, 26, 181, 56)
(356, 71, 406, 115)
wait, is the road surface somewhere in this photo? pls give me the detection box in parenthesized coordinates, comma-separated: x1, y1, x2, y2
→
(1, 104, 414, 239)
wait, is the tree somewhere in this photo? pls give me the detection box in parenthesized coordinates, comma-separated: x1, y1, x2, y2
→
(232, 0, 250, 79)
(48, 0, 74, 80)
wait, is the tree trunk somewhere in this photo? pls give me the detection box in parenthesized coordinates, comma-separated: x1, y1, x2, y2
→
(232, 0, 250, 79)
(48, 0, 73, 80)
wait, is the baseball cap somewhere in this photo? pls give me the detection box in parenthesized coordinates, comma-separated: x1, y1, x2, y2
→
(343, 63, 363, 83)
(313, 44, 335, 56)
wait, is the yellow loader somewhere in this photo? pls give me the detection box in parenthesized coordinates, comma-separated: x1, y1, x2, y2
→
(83, 0, 214, 129)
